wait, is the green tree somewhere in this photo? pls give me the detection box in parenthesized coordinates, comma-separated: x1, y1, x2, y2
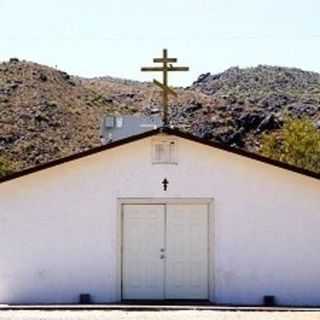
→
(260, 117, 320, 173)
(0, 157, 14, 178)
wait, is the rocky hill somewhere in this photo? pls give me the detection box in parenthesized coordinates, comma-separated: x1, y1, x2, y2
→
(0, 59, 119, 170)
(189, 66, 320, 147)
(1, 59, 320, 172)
(84, 65, 320, 150)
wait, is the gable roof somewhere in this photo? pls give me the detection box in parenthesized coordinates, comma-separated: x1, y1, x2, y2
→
(0, 127, 319, 185)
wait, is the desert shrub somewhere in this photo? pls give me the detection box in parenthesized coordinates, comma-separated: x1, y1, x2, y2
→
(0, 157, 15, 177)
(260, 117, 320, 173)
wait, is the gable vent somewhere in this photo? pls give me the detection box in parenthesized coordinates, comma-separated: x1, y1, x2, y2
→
(152, 138, 177, 164)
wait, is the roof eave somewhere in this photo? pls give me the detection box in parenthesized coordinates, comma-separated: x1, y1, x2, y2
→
(0, 128, 161, 184)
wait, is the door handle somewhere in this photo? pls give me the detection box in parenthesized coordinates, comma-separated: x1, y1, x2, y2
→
(160, 254, 165, 259)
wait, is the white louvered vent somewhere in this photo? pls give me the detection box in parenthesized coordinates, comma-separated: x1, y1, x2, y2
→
(152, 138, 177, 164)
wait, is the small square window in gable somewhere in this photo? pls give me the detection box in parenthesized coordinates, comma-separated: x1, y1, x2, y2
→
(152, 137, 177, 164)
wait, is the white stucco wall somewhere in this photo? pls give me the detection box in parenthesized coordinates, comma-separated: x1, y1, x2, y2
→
(0, 134, 319, 306)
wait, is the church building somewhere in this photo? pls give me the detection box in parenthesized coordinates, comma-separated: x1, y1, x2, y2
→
(0, 127, 319, 306)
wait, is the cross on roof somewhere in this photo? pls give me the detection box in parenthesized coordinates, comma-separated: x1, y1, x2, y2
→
(141, 49, 189, 127)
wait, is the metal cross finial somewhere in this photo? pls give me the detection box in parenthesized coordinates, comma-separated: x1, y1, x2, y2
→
(141, 49, 189, 127)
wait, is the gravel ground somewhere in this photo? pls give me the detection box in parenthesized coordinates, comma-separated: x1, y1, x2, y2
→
(0, 311, 319, 320)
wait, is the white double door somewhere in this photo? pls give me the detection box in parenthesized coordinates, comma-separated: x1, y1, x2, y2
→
(122, 204, 209, 300)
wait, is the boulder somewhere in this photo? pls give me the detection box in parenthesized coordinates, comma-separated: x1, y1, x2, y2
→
(257, 114, 282, 132)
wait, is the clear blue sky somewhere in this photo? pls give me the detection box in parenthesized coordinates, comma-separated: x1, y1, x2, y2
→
(0, 0, 319, 86)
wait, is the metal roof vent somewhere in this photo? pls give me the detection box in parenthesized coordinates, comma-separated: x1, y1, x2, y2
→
(100, 115, 162, 144)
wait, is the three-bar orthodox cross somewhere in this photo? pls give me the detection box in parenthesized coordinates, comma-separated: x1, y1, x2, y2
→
(141, 49, 189, 127)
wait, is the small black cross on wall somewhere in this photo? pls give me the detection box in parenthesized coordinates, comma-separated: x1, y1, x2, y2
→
(162, 178, 169, 191)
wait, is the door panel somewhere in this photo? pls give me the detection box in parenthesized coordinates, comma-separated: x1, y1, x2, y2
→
(122, 203, 209, 300)
(165, 204, 209, 299)
(122, 205, 165, 300)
